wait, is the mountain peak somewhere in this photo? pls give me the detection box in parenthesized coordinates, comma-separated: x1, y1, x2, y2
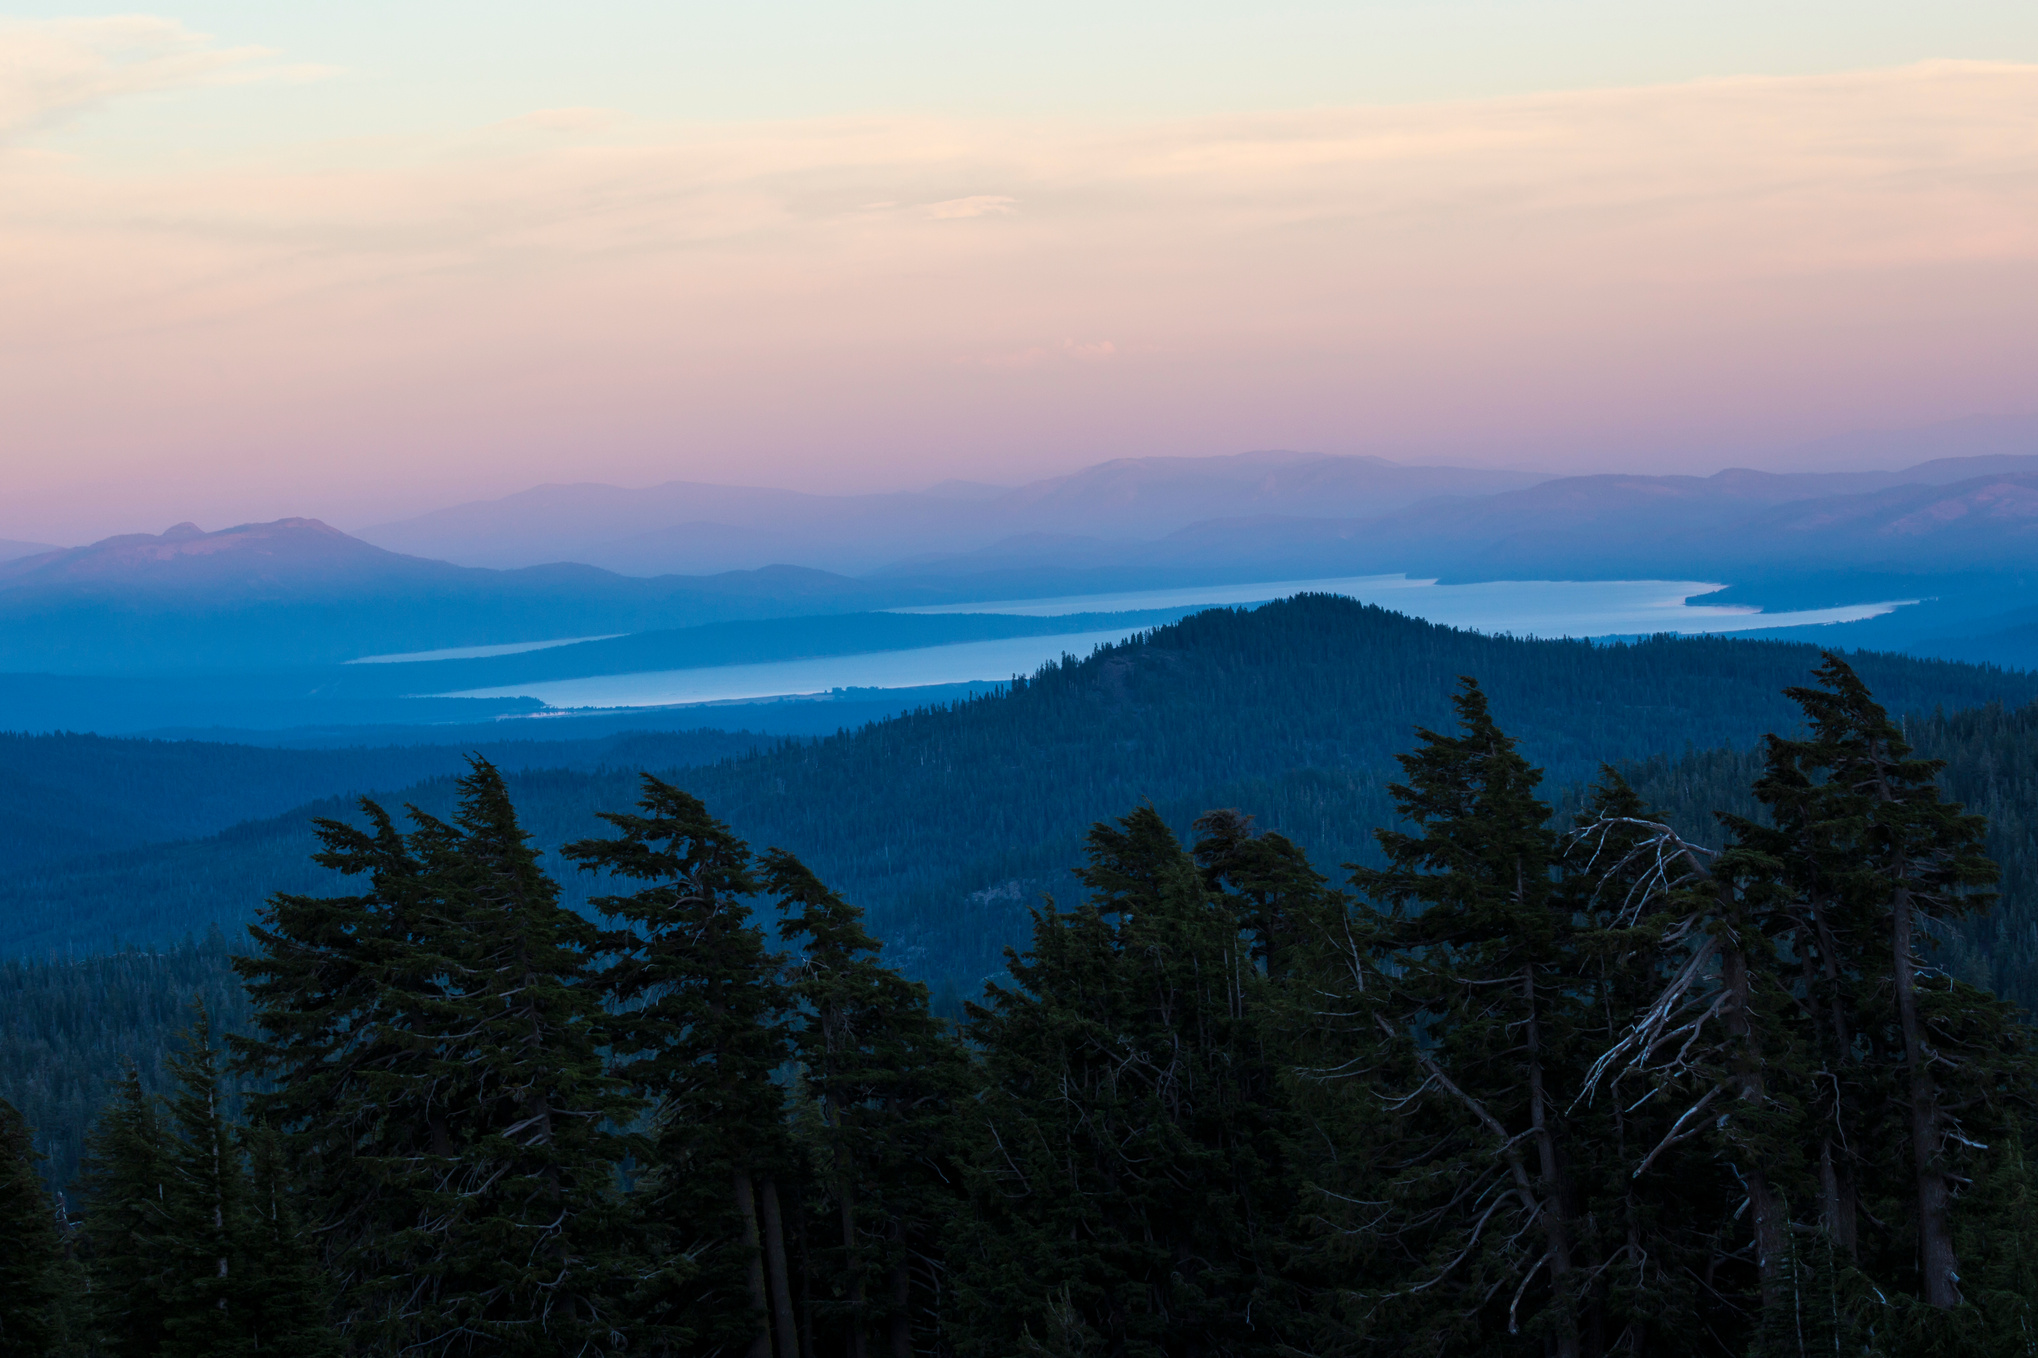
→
(0, 517, 410, 591)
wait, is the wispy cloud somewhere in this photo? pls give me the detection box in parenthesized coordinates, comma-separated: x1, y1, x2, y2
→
(3, 59, 2036, 535)
(0, 16, 309, 137)
(921, 194, 1018, 219)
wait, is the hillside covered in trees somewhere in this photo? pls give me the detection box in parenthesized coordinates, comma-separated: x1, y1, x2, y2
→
(10, 598, 2038, 968)
(4, 658, 2033, 1356)
(10, 600, 2038, 1191)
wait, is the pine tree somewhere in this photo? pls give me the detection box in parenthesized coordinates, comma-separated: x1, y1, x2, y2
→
(951, 806, 1302, 1358)
(1737, 654, 2038, 1349)
(0, 1097, 65, 1357)
(235, 1124, 339, 1357)
(404, 761, 640, 1352)
(239, 760, 638, 1354)
(156, 1002, 247, 1358)
(763, 849, 968, 1358)
(232, 793, 440, 1330)
(1348, 678, 1596, 1357)
(565, 774, 797, 1358)
(79, 1069, 174, 1358)
(1558, 770, 1762, 1354)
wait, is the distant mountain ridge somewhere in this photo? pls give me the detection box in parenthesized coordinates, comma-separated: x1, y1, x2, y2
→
(877, 458, 2038, 585)
(0, 537, 61, 565)
(0, 519, 912, 672)
(10, 447, 2038, 682)
(356, 450, 1552, 574)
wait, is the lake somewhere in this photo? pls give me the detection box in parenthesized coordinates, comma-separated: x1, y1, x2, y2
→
(442, 577, 1909, 712)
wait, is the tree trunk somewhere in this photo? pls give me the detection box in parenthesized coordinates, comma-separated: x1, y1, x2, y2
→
(841, 1186, 868, 1358)
(1808, 909, 1859, 1257)
(761, 1175, 802, 1358)
(1719, 941, 1790, 1313)
(1818, 1140, 1857, 1258)
(735, 1171, 773, 1358)
(1523, 965, 1581, 1358)
(1892, 884, 1961, 1307)
(888, 1220, 913, 1358)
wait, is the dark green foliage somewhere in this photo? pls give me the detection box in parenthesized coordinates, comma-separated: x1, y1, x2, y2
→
(75, 1014, 339, 1358)
(235, 760, 639, 1354)
(764, 849, 969, 1358)
(1341, 680, 1598, 1355)
(951, 807, 1304, 1357)
(79, 1070, 175, 1357)
(564, 775, 794, 1357)
(1717, 656, 2038, 1346)
(16, 632, 2038, 1356)
(236, 1124, 339, 1358)
(0, 1098, 66, 1357)
(0, 935, 250, 1192)
(155, 1005, 245, 1358)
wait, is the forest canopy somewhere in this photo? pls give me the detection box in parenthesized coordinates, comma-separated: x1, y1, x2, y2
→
(4, 654, 2034, 1356)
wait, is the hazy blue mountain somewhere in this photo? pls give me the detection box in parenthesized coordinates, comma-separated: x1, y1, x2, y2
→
(0, 538, 60, 564)
(1770, 410, 2038, 472)
(860, 463, 2038, 641)
(356, 450, 1553, 573)
(0, 518, 925, 672)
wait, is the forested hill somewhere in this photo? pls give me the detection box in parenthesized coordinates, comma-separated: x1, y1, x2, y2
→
(8, 596, 2036, 977)
(0, 727, 774, 872)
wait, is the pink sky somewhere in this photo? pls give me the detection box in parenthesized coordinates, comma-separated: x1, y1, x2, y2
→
(3, 26, 2037, 543)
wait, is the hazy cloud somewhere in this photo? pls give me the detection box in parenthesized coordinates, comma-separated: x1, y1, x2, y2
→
(3, 60, 2035, 536)
(0, 15, 295, 137)
(921, 194, 1019, 219)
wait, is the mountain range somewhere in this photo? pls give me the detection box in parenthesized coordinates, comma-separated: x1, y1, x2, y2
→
(7, 446, 2038, 685)
(353, 449, 1552, 574)
(953, 457, 2038, 583)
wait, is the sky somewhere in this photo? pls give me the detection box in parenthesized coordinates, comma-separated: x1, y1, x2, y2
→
(3, 3, 2037, 543)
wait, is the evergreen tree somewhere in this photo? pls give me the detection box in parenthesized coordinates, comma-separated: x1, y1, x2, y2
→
(565, 774, 797, 1358)
(233, 793, 439, 1333)
(0, 1097, 64, 1357)
(1347, 679, 1597, 1357)
(951, 806, 1302, 1357)
(1731, 654, 2038, 1350)
(763, 849, 968, 1358)
(402, 762, 639, 1353)
(1558, 771, 1764, 1354)
(238, 759, 638, 1354)
(235, 1123, 339, 1357)
(156, 1002, 246, 1358)
(79, 1068, 174, 1358)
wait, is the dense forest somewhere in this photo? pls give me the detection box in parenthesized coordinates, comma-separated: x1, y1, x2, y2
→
(4, 656, 2033, 1355)
(0, 727, 776, 872)
(10, 599, 2038, 964)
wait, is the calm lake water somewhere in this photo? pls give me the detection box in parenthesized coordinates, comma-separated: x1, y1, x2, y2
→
(444, 577, 1909, 712)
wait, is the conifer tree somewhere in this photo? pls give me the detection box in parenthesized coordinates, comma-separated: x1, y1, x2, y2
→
(1348, 678, 1596, 1356)
(763, 849, 968, 1358)
(236, 1124, 339, 1357)
(239, 760, 637, 1354)
(0, 1097, 65, 1357)
(1558, 771, 1764, 1353)
(565, 774, 798, 1358)
(1731, 654, 2038, 1347)
(233, 793, 439, 1324)
(401, 762, 639, 1352)
(156, 1002, 247, 1358)
(951, 806, 1302, 1357)
(80, 1068, 175, 1358)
